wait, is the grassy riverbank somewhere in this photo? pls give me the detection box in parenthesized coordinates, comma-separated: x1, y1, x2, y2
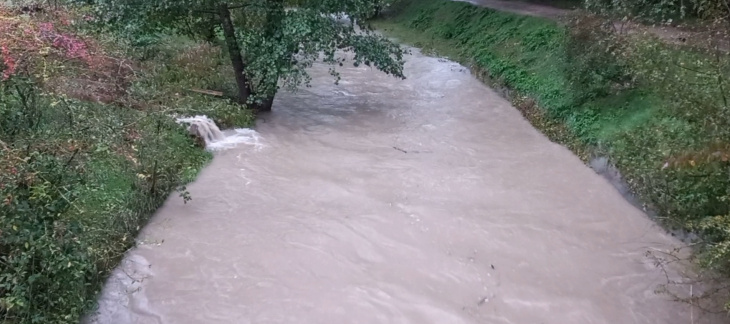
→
(0, 6, 253, 323)
(374, 0, 730, 304)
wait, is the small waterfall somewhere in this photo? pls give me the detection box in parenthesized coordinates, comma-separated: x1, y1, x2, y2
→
(175, 115, 263, 151)
(176, 116, 225, 143)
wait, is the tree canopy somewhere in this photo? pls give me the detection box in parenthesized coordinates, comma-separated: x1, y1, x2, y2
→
(92, 0, 406, 111)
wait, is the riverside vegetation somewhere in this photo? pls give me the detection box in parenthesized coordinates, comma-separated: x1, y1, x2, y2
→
(0, 1, 403, 323)
(373, 0, 730, 310)
(0, 5, 244, 324)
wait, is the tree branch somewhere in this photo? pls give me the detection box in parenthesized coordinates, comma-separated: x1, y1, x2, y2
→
(227, 3, 258, 10)
(193, 9, 218, 15)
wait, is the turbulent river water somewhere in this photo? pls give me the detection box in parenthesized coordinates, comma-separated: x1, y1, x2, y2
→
(87, 49, 723, 324)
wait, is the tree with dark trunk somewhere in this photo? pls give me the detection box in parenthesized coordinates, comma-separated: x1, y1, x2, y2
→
(93, 0, 406, 112)
(218, 3, 252, 105)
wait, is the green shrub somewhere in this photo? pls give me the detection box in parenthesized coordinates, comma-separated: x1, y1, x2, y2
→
(0, 72, 209, 324)
(564, 13, 632, 105)
(0, 147, 93, 324)
(0, 79, 43, 141)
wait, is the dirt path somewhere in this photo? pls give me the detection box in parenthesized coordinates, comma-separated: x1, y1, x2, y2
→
(455, 0, 729, 51)
(456, 0, 567, 19)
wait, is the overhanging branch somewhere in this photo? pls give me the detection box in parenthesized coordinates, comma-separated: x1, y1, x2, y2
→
(193, 9, 218, 15)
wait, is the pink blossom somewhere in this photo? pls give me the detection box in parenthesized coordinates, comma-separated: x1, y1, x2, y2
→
(37, 22, 90, 62)
(1, 45, 16, 81)
(39, 22, 53, 33)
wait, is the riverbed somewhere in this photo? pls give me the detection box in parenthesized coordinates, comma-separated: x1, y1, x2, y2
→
(86, 48, 720, 324)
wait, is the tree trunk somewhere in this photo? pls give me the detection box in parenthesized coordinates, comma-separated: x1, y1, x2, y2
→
(202, 16, 218, 43)
(373, 5, 382, 18)
(253, 76, 278, 112)
(218, 3, 251, 105)
(255, 93, 276, 112)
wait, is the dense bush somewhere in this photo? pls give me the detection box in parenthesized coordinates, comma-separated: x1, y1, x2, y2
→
(564, 13, 632, 105)
(624, 37, 730, 279)
(0, 70, 210, 323)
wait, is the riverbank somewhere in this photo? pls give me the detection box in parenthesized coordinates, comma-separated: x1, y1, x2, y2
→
(0, 6, 254, 323)
(373, 0, 730, 306)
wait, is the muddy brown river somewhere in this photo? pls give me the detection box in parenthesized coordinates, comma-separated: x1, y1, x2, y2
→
(87, 49, 722, 324)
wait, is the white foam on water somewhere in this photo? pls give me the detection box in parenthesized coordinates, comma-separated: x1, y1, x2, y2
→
(175, 115, 263, 151)
(208, 128, 263, 151)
